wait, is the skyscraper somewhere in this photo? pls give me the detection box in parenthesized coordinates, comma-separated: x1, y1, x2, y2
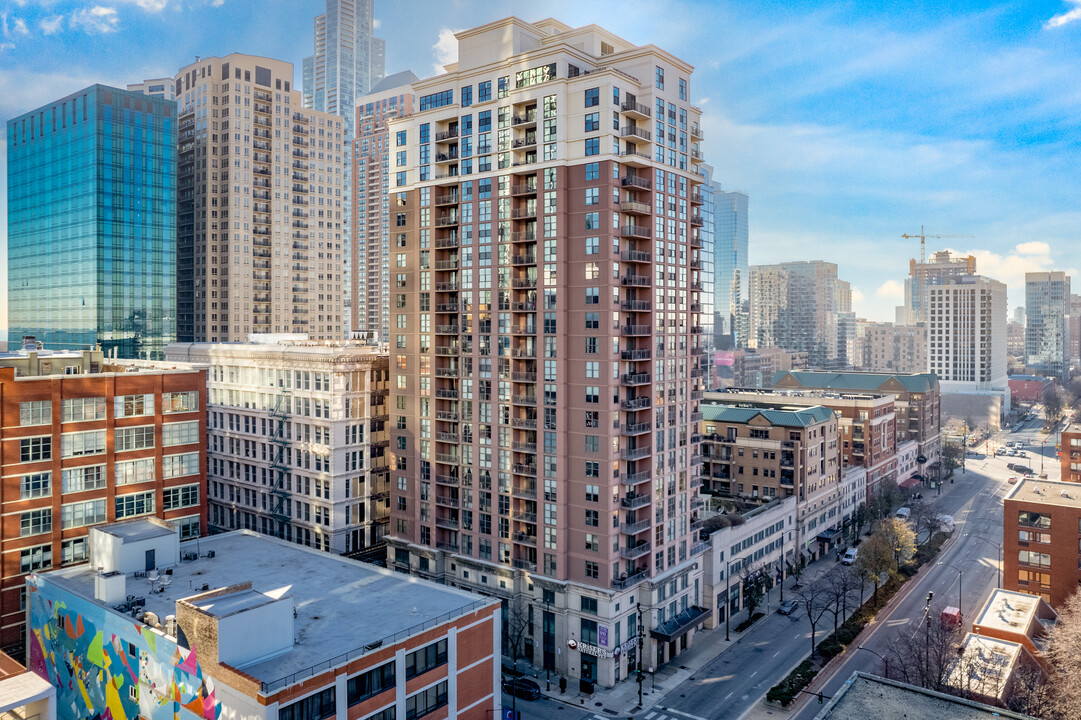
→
(1025, 271, 1072, 378)
(303, 0, 386, 136)
(7, 85, 177, 358)
(713, 189, 748, 349)
(897, 250, 976, 325)
(385, 18, 710, 688)
(351, 71, 418, 341)
(170, 55, 345, 342)
(748, 260, 852, 369)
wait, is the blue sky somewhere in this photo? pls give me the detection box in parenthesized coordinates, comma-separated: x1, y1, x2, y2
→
(3, 0, 1081, 322)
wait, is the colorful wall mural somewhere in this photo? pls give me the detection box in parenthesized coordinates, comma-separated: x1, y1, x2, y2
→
(27, 575, 222, 720)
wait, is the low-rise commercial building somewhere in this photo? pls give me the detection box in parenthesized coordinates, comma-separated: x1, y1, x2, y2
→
(815, 672, 1037, 720)
(166, 340, 389, 557)
(1007, 375, 1052, 405)
(0, 353, 206, 652)
(0, 650, 55, 720)
(1003, 477, 1081, 606)
(29, 519, 501, 720)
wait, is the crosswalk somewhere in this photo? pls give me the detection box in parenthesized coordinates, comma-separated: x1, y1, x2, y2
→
(588, 707, 709, 720)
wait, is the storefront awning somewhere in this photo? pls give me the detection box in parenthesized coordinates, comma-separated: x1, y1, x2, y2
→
(816, 527, 840, 543)
(650, 606, 711, 642)
(899, 477, 922, 490)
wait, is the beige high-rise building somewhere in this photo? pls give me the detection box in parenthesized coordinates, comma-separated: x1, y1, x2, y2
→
(385, 18, 709, 688)
(172, 54, 345, 342)
(858, 321, 928, 374)
(897, 249, 976, 325)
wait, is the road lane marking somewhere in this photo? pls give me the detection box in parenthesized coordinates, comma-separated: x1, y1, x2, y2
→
(750, 671, 758, 678)
(773, 650, 780, 657)
(646, 714, 657, 720)
(724, 692, 734, 700)
(665, 709, 710, 720)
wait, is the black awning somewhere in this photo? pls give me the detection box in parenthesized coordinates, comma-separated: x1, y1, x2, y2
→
(816, 528, 840, 542)
(650, 606, 711, 642)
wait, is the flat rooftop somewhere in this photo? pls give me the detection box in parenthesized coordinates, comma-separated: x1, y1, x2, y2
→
(45, 531, 494, 690)
(816, 672, 1034, 719)
(1005, 477, 1081, 508)
(97, 520, 176, 543)
(946, 634, 1022, 702)
(974, 588, 1055, 637)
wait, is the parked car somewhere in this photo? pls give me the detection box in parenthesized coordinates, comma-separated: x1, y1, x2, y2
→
(895, 507, 911, 520)
(1016, 451, 1028, 458)
(842, 547, 859, 565)
(502, 677, 542, 700)
(1008, 476, 1018, 484)
(778, 599, 798, 615)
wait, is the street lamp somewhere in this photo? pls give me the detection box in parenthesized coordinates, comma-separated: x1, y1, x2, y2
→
(937, 560, 963, 614)
(725, 561, 731, 642)
(857, 645, 889, 678)
(636, 602, 644, 709)
(543, 596, 551, 691)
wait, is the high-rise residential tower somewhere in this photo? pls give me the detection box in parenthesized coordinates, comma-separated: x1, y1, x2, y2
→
(385, 18, 710, 688)
(351, 71, 418, 341)
(7, 85, 177, 358)
(896, 250, 976, 325)
(928, 274, 1010, 426)
(302, 0, 386, 136)
(170, 55, 345, 342)
(748, 260, 851, 369)
(713, 188, 748, 350)
(1025, 271, 1071, 378)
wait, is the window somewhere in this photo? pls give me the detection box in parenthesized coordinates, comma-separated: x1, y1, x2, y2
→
(174, 515, 200, 540)
(585, 212, 599, 229)
(278, 689, 336, 720)
(163, 421, 200, 446)
(62, 537, 90, 565)
(19, 400, 51, 426)
(21, 509, 52, 537)
(20, 472, 51, 499)
(115, 394, 154, 418)
(115, 491, 155, 519)
(363, 708, 395, 720)
(585, 509, 599, 527)
(62, 465, 105, 493)
(585, 237, 599, 255)
(655, 66, 665, 89)
(405, 681, 447, 720)
(62, 397, 106, 422)
(585, 188, 599, 205)
(1018, 511, 1051, 529)
(585, 533, 598, 551)
(406, 639, 448, 679)
(62, 429, 106, 458)
(1018, 550, 1051, 568)
(115, 457, 155, 485)
(584, 87, 599, 107)
(20, 437, 51, 462)
(584, 112, 599, 132)
(461, 85, 473, 107)
(163, 391, 199, 413)
(585, 484, 599, 501)
(61, 499, 107, 527)
(115, 425, 155, 452)
(396, 130, 407, 146)
(478, 81, 491, 102)
(586, 288, 599, 304)
(515, 63, 556, 88)
(584, 137, 600, 156)
(678, 77, 687, 100)
(347, 662, 396, 705)
(581, 596, 598, 614)
(418, 90, 454, 111)
(164, 484, 200, 510)
(585, 561, 599, 579)
(20, 544, 51, 574)
(585, 162, 599, 181)
(585, 312, 599, 328)
(163, 451, 200, 479)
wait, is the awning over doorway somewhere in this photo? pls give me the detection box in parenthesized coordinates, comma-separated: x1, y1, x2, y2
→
(899, 477, 922, 490)
(650, 606, 710, 642)
(816, 527, 840, 543)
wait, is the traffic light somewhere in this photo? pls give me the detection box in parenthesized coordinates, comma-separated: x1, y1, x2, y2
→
(926, 591, 934, 607)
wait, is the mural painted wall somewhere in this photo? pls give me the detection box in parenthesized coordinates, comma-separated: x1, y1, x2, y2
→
(27, 575, 222, 720)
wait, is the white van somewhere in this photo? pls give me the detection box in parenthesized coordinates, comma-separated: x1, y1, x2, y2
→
(896, 507, 911, 520)
(842, 547, 858, 565)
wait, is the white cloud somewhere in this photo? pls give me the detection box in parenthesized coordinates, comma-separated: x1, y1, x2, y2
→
(851, 287, 865, 304)
(130, 0, 169, 10)
(70, 6, 119, 34)
(431, 28, 459, 75)
(876, 279, 904, 299)
(1046, 0, 1081, 28)
(12, 17, 27, 35)
(40, 15, 63, 34)
(1015, 241, 1050, 255)
(372, 18, 380, 29)
(0, 41, 13, 53)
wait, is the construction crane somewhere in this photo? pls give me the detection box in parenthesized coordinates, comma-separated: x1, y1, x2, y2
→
(901, 225, 974, 263)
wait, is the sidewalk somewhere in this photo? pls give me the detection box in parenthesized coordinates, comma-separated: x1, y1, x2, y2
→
(535, 552, 847, 717)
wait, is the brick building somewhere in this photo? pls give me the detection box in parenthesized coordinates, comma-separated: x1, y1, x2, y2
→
(1003, 477, 1081, 606)
(0, 357, 206, 651)
(1061, 424, 1081, 483)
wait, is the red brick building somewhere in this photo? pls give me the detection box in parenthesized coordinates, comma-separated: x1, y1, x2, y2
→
(0, 360, 206, 650)
(1003, 477, 1081, 607)
(1008, 375, 1052, 405)
(1062, 424, 1081, 483)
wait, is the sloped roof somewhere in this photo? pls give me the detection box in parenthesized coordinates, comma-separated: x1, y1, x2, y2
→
(772, 370, 939, 394)
(701, 402, 835, 427)
(368, 70, 420, 94)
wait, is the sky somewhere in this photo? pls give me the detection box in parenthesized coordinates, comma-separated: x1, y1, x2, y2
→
(2, 0, 1081, 322)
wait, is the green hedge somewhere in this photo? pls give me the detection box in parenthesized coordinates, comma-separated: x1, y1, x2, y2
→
(765, 659, 818, 706)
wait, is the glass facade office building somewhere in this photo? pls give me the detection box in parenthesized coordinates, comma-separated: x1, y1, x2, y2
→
(714, 187, 749, 350)
(7, 84, 176, 358)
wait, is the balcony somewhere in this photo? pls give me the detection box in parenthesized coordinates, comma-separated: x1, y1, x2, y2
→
(612, 566, 650, 591)
(620, 126, 652, 141)
(435, 410, 460, 422)
(435, 517, 459, 530)
(511, 231, 537, 243)
(621, 422, 652, 436)
(622, 299, 652, 311)
(620, 325, 651, 337)
(514, 482, 538, 500)
(620, 542, 651, 560)
(512, 277, 537, 289)
(435, 259, 459, 271)
(621, 493, 651, 510)
(435, 128, 459, 142)
(512, 254, 537, 266)
(512, 371, 537, 382)
(435, 388, 460, 400)
(513, 532, 537, 546)
(435, 281, 459, 292)
(435, 474, 459, 486)
(622, 348, 651, 361)
(691, 148, 704, 162)
(512, 113, 538, 127)
(435, 214, 459, 228)
(690, 215, 704, 227)
(437, 431, 460, 443)
(513, 559, 538, 572)
(511, 183, 538, 197)
(511, 347, 537, 358)
(514, 510, 538, 525)
(621, 372, 651, 386)
(435, 191, 460, 206)
(512, 135, 537, 149)
(620, 470, 651, 485)
(434, 345, 459, 357)
(621, 446, 652, 461)
(691, 123, 705, 140)
(620, 250, 651, 263)
(619, 150, 652, 167)
(513, 462, 538, 476)
(621, 397, 652, 411)
(511, 207, 537, 220)
(620, 225, 652, 239)
(436, 324, 460, 334)
(621, 100, 652, 119)
(435, 452, 459, 465)
(435, 236, 459, 249)
(512, 440, 537, 453)
(512, 417, 538, 430)
(621, 518, 651, 535)
(512, 301, 537, 312)
(436, 302, 459, 313)
(621, 175, 652, 190)
(435, 495, 460, 508)
(512, 394, 538, 406)
(619, 200, 652, 215)
(436, 541, 459, 552)
(690, 191, 704, 205)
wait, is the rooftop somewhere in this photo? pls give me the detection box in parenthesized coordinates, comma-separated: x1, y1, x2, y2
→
(701, 400, 836, 428)
(773, 370, 939, 394)
(974, 589, 1056, 639)
(815, 672, 1035, 719)
(1005, 476, 1081, 508)
(44, 530, 494, 691)
(945, 634, 1024, 703)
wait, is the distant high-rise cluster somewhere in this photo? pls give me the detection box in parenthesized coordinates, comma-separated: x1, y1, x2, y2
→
(714, 187, 748, 350)
(1024, 271, 1071, 378)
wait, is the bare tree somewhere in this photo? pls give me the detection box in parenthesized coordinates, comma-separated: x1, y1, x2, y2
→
(854, 532, 893, 603)
(796, 579, 832, 655)
(501, 595, 532, 671)
(883, 605, 962, 692)
(823, 565, 862, 632)
(740, 563, 767, 619)
(908, 499, 940, 546)
(1043, 590, 1081, 719)
(1003, 660, 1058, 719)
(1043, 383, 1066, 425)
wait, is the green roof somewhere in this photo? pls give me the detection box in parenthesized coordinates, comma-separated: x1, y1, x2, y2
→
(701, 402, 835, 427)
(771, 370, 939, 394)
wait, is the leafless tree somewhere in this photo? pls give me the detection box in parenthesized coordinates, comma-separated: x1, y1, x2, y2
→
(1002, 659, 1057, 719)
(882, 604, 962, 692)
(823, 565, 862, 632)
(1042, 589, 1081, 719)
(739, 563, 767, 618)
(796, 578, 832, 655)
(501, 595, 532, 671)
(908, 499, 940, 546)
